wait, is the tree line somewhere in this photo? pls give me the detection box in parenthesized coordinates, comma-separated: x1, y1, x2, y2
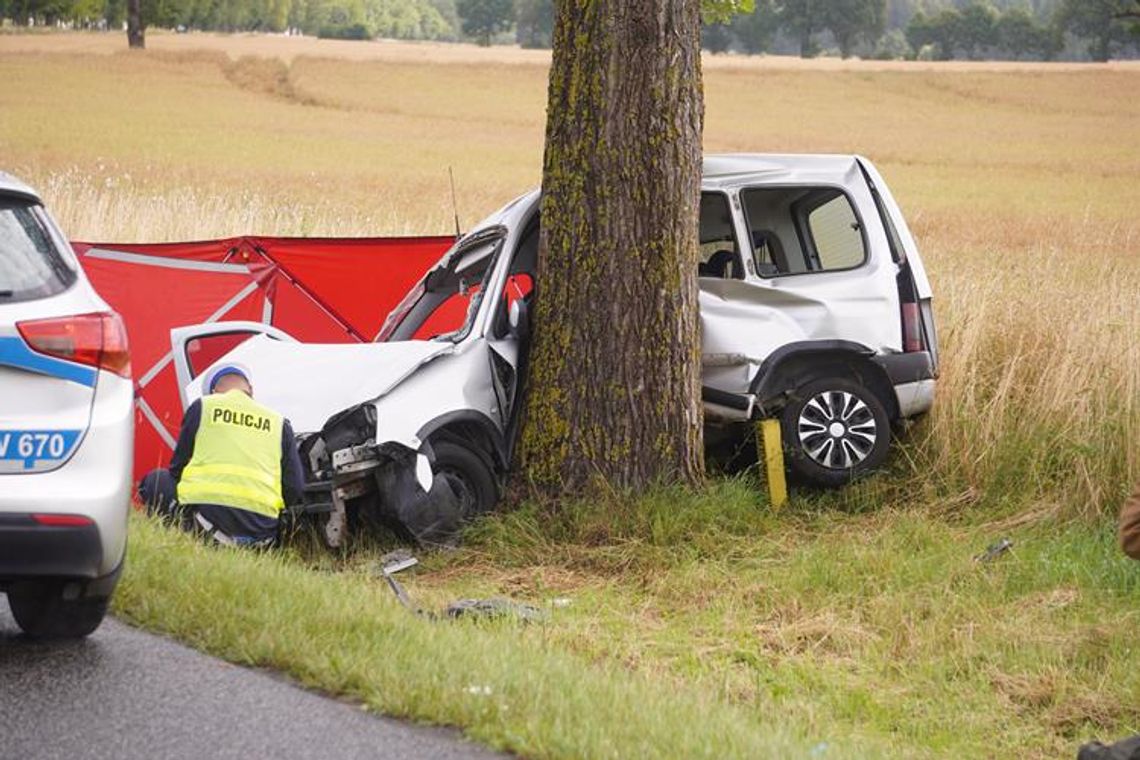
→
(702, 0, 1140, 62)
(2, 0, 1137, 61)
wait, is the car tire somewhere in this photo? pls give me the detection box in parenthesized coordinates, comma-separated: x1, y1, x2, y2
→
(779, 376, 891, 488)
(7, 581, 110, 639)
(431, 440, 499, 521)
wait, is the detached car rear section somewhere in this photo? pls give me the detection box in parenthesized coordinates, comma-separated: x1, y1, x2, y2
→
(172, 154, 937, 546)
(695, 155, 937, 485)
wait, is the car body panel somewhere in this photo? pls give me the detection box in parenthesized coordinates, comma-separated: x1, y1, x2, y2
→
(0, 372, 133, 576)
(372, 338, 503, 448)
(0, 285, 111, 475)
(175, 328, 457, 438)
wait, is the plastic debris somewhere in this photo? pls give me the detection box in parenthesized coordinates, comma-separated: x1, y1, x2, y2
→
(446, 598, 549, 623)
(974, 538, 1014, 563)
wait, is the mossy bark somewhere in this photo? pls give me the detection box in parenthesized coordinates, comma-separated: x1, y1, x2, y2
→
(516, 0, 705, 497)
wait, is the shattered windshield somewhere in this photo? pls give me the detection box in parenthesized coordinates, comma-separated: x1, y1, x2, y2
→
(376, 235, 503, 343)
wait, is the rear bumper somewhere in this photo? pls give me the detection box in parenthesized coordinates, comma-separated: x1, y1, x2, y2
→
(0, 372, 133, 576)
(893, 379, 936, 418)
(0, 514, 102, 580)
(873, 351, 936, 385)
(873, 351, 937, 419)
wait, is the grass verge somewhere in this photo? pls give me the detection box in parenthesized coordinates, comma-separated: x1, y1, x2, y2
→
(115, 513, 874, 759)
(116, 478, 1140, 759)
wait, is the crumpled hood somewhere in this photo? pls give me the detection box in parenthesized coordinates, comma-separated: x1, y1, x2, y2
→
(187, 335, 452, 434)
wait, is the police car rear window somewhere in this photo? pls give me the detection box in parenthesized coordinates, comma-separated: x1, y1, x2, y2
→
(0, 199, 76, 303)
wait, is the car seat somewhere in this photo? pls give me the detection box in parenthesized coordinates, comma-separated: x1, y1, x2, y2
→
(701, 249, 738, 279)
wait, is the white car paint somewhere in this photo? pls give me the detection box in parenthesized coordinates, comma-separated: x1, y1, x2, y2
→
(176, 326, 456, 441)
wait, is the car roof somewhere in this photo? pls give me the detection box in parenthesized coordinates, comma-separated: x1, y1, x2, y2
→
(0, 171, 42, 203)
(701, 153, 864, 189)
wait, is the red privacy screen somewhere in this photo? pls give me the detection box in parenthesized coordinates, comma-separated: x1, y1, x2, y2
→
(73, 235, 453, 481)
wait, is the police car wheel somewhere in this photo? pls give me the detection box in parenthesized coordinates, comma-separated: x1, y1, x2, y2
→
(779, 376, 891, 488)
(7, 581, 110, 639)
(431, 441, 498, 521)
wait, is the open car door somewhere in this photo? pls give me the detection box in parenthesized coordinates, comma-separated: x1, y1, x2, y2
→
(170, 321, 296, 409)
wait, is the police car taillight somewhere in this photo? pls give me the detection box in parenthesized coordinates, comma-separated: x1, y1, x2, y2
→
(32, 514, 95, 527)
(17, 312, 131, 378)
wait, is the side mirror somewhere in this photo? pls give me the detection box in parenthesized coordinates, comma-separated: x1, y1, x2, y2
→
(508, 298, 530, 341)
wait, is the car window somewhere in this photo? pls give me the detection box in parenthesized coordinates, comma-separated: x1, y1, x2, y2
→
(185, 331, 261, 379)
(0, 199, 76, 303)
(741, 186, 866, 277)
(806, 192, 865, 271)
(697, 192, 742, 279)
(381, 237, 502, 342)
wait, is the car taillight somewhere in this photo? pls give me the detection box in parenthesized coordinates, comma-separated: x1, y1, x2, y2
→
(32, 514, 95, 527)
(17, 312, 131, 378)
(901, 303, 922, 353)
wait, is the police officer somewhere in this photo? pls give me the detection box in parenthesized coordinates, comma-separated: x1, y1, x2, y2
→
(139, 363, 304, 547)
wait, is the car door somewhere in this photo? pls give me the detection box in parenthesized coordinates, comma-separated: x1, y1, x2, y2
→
(170, 321, 296, 409)
(483, 220, 538, 439)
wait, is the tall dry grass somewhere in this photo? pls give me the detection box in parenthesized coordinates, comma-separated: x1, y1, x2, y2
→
(909, 218, 1138, 519)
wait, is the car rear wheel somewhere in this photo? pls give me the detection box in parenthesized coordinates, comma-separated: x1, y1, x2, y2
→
(7, 581, 110, 639)
(779, 376, 891, 488)
(431, 440, 498, 521)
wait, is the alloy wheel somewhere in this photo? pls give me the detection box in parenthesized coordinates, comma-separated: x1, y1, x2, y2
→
(796, 390, 879, 470)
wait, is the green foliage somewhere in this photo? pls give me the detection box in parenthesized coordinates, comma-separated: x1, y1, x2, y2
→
(455, 0, 511, 45)
(702, 0, 776, 53)
(317, 19, 369, 36)
(821, 0, 886, 58)
(957, 0, 999, 57)
(996, 6, 1060, 59)
(870, 26, 912, 58)
(778, 0, 821, 56)
(907, 2, 1058, 60)
(701, 0, 754, 24)
(701, 19, 734, 53)
(731, 0, 779, 52)
(695, 0, 1132, 60)
(0, 0, 452, 38)
(513, 0, 549, 48)
(1055, 0, 1136, 61)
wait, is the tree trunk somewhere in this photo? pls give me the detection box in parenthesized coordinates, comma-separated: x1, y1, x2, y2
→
(127, 0, 144, 49)
(515, 0, 705, 498)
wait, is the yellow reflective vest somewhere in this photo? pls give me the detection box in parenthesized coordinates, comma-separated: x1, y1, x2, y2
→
(177, 390, 286, 518)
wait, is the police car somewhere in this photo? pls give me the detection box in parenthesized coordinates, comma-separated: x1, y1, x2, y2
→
(0, 172, 133, 638)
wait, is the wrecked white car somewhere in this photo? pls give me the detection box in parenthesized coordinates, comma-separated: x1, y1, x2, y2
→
(171, 154, 938, 545)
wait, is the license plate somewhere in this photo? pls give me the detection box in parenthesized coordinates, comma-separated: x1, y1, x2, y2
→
(0, 430, 82, 470)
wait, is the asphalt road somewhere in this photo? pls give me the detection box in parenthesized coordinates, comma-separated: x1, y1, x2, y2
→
(0, 602, 505, 760)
